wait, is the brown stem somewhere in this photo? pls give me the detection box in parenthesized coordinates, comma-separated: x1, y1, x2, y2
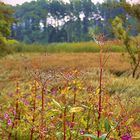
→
(97, 45, 103, 138)
(7, 82, 21, 140)
(30, 81, 37, 140)
(86, 108, 91, 132)
(69, 91, 77, 140)
(72, 91, 76, 122)
(63, 107, 66, 140)
(51, 126, 55, 140)
(41, 86, 45, 140)
(30, 129, 34, 140)
(14, 82, 20, 140)
(8, 104, 20, 140)
(132, 60, 140, 78)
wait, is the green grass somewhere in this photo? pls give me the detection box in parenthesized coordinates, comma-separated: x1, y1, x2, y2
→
(14, 41, 128, 53)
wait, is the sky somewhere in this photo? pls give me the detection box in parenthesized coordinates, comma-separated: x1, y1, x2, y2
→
(1, 0, 140, 6)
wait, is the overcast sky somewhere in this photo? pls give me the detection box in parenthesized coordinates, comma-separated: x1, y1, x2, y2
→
(1, 0, 140, 6)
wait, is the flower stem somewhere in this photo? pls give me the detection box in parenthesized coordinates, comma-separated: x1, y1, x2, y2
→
(41, 86, 45, 140)
(30, 81, 37, 140)
(97, 44, 103, 138)
(63, 106, 66, 140)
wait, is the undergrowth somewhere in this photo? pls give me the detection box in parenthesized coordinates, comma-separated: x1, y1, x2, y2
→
(0, 69, 140, 140)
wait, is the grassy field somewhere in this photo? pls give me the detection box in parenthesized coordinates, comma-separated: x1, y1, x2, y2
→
(0, 52, 139, 96)
(13, 41, 131, 53)
(0, 53, 139, 94)
(0, 53, 129, 79)
(0, 52, 140, 139)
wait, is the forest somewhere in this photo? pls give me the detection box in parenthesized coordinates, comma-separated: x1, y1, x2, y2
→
(9, 0, 139, 43)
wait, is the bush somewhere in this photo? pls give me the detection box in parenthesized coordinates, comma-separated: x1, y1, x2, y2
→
(0, 35, 11, 57)
(0, 34, 20, 57)
(7, 39, 21, 52)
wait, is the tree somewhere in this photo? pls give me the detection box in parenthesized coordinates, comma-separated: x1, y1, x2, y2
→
(117, 2, 140, 78)
(11, 0, 138, 43)
(0, 2, 15, 37)
(112, 16, 140, 78)
(0, 2, 15, 56)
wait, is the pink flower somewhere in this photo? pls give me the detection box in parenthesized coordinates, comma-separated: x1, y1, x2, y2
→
(13, 110, 16, 115)
(67, 121, 75, 129)
(50, 87, 58, 95)
(122, 135, 132, 140)
(7, 119, 12, 126)
(21, 98, 29, 106)
(37, 95, 41, 99)
(80, 129, 85, 135)
(4, 113, 9, 119)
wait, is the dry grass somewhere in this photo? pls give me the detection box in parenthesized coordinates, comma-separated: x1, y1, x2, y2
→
(0, 52, 130, 75)
(0, 52, 131, 89)
(0, 52, 140, 108)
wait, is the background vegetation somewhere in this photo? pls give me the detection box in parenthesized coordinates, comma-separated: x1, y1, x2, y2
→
(11, 0, 139, 43)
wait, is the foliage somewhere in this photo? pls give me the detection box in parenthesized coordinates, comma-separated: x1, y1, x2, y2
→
(112, 16, 140, 78)
(0, 2, 15, 37)
(0, 69, 139, 140)
(0, 33, 20, 57)
(10, 0, 138, 43)
(12, 40, 128, 53)
(0, 35, 12, 57)
(121, 2, 140, 21)
(0, 2, 15, 57)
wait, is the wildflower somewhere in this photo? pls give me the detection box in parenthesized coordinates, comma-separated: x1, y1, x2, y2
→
(7, 119, 12, 126)
(37, 95, 41, 99)
(121, 135, 132, 140)
(50, 87, 58, 95)
(13, 110, 16, 115)
(4, 113, 9, 119)
(80, 129, 85, 135)
(21, 99, 29, 106)
(67, 121, 75, 129)
(133, 122, 140, 128)
(24, 100, 29, 106)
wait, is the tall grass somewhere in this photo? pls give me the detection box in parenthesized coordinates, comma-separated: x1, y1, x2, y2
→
(15, 41, 132, 53)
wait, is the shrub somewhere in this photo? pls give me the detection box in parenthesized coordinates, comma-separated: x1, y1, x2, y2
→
(0, 35, 11, 57)
(0, 34, 20, 57)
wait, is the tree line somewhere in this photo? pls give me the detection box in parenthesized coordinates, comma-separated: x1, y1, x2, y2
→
(10, 0, 138, 44)
(0, 0, 139, 44)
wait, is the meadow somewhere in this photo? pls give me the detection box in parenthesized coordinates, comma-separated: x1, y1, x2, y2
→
(0, 47, 140, 140)
(16, 41, 125, 53)
(1, 0, 140, 139)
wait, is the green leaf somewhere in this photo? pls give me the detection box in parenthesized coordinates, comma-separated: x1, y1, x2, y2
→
(104, 118, 111, 132)
(126, 118, 134, 125)
(99, 134, 107, 140)
(83, 134, 98, 139)
(56, 132, 63, 140)
(52, 99, 62, 109)
(81, 104, 90, 109)
(69, 107, 84, 113)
